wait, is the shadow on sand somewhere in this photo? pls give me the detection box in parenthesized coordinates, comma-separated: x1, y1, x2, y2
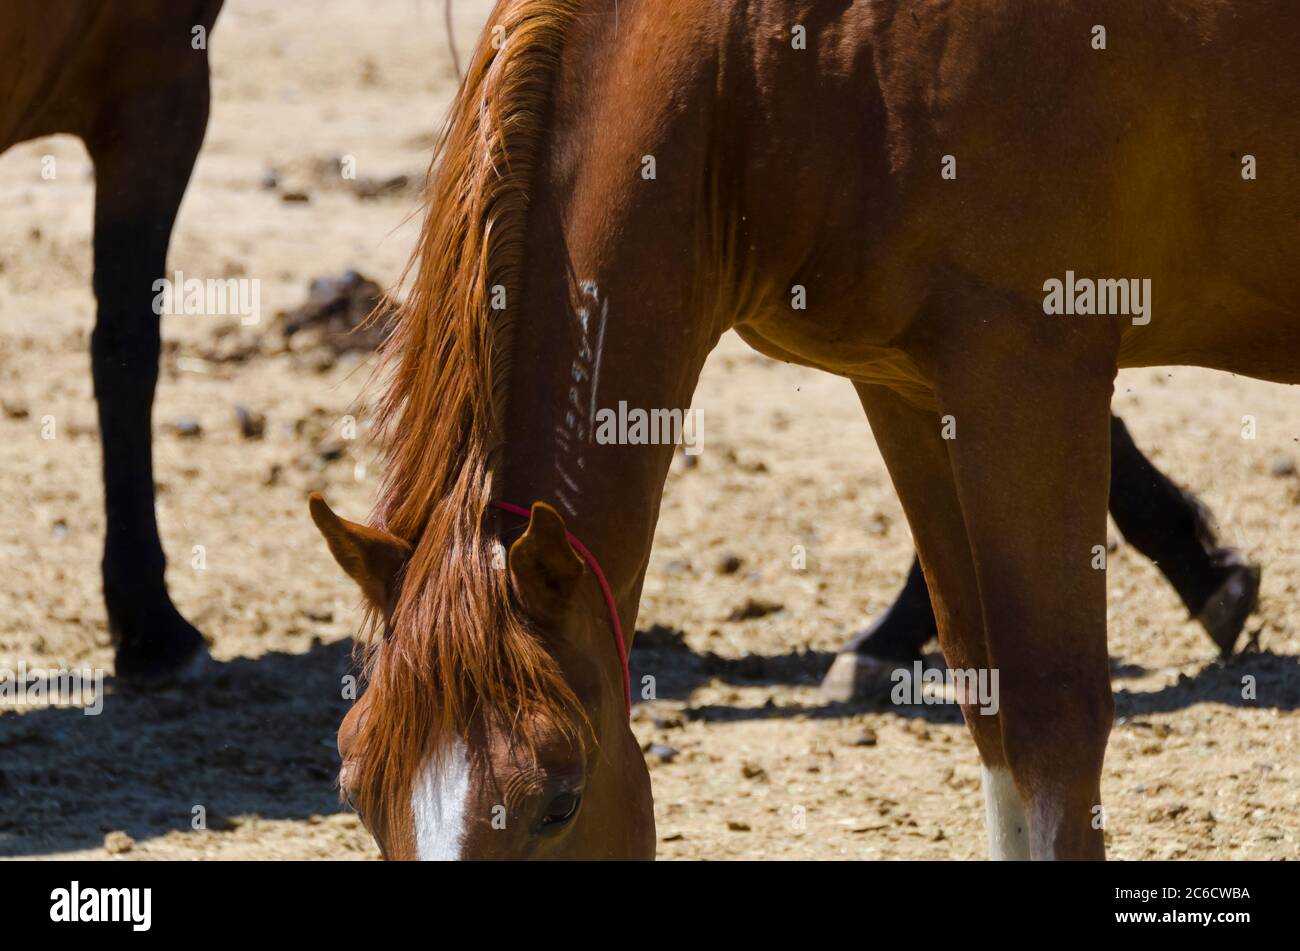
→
(2, 623, 1293, 856)
(0, 639, 356, 858)
(630, 622, 1300, 726)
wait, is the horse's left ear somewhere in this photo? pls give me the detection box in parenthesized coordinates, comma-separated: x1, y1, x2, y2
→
(308, 493, 412, 609)
(509, 502, 585, 621)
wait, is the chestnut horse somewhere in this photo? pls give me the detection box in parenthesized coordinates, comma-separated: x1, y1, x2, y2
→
(311, 0, 1298, 859)
(1, 1, 222, 680)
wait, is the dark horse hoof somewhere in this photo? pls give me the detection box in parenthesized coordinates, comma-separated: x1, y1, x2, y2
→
(820, 651, 921, 703)
(112, 604, 210, 687)
(1195, 557, 1261, 656)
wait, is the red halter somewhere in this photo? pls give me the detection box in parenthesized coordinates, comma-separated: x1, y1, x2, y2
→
(491, 499, 632, 718)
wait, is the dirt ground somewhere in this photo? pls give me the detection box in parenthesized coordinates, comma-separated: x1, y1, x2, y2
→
(1, 0, 1295, 861)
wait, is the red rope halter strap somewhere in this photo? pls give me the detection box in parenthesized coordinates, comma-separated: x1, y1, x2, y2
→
(490, 499, 632, 719)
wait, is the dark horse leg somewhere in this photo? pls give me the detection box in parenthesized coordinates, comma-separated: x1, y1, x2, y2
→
(823, 412, 1260, 700)
(82, 57, 212, 682)
(1106, 416, 1260, 654)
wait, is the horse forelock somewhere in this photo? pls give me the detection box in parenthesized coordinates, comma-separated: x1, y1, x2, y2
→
(349, 0, 585, 850)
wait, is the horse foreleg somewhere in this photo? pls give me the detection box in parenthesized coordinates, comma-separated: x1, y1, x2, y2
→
(83, 65, 211, 682)
(855, 382, 1030, 859)
(934, 312, 1115, 860)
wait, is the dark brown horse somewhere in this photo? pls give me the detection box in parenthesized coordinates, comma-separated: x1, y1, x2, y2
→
(313, 0, 1298, 859)
(1, 1, 222, 680)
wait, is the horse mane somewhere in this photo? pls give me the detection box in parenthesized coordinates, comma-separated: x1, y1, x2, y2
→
(350, 0, 583, 848)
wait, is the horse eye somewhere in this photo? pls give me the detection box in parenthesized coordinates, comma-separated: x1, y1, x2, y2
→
(541, 792, 581, 827)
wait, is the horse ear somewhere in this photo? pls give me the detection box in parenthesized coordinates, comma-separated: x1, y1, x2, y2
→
(308, 493, 412, 609)
(508, 502, 585, 621)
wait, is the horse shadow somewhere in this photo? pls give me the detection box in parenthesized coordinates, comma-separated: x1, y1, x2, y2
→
(0, 639, 357, 858)
(2, 624, 1292, 856)
(629, 623, 1300, 725)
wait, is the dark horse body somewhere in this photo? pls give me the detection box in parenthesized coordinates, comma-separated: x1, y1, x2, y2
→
(314, 0, 1296, 860)
(1, 1, 222, 679)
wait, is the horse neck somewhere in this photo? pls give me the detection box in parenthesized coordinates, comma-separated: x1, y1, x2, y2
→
(494, 199, 723, 644)
(490, 0, 741, 658)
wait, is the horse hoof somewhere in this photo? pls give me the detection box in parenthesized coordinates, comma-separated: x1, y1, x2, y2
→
(113, 614, 210, 687)
(820, 652, 907, 703)
(1196, 561, 1261, 656)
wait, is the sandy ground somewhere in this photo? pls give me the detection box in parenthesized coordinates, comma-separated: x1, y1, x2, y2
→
(0, 0, 1296, 861)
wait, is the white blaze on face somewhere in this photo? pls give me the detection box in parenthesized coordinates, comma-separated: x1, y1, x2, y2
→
(412, 738, 471, 860)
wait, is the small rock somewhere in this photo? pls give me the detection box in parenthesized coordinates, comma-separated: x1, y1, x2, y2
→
(741, 761, 768, 782)
(352, 174, 411, 201)
(2, 400, 29, 419)
(1270, 455, 1297, 478)
(726, 820, 751, 832)
(651, 712, 685, 730)
(716, 553, 743, 574)
(646, 743, 679, 764)
(316, 438, 347, 462)
(104, 831, 135, 854)
(234, 404, 266, 440)
(726, 598, 783, 622)
(854, 729, 878, 747)
(173, 417, 202, 438)
(281, 190, 312, 203)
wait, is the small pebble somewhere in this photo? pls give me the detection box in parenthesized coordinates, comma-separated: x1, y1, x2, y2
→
(727, 598, 783, 622)
(647, 743, 679, 764)
(316, 438, 346, 462)
(104, 831, 134, 854)
(234, 404, 266, 440)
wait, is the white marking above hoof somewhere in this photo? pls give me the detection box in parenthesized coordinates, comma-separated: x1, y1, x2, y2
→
(981, 766, 1030, 860)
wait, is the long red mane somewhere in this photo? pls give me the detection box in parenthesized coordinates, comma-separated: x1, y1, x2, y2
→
(351, 0, 583, 847)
